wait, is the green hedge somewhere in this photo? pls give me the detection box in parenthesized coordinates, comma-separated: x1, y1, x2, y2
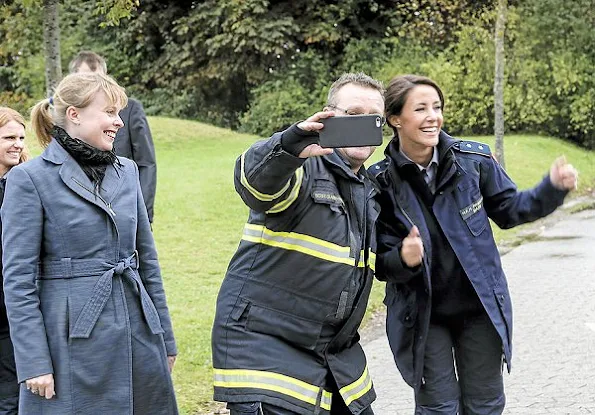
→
(239, 7, 594, 148)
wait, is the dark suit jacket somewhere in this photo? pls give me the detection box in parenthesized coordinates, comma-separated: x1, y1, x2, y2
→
(0, 178, 7, 338)
(115, 98, 156, 222)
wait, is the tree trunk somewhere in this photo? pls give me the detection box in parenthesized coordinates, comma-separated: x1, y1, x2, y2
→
(43, 0, 62, 97)
(493, 0, 507, 169)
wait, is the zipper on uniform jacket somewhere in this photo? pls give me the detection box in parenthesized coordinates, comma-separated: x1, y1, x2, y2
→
(72, 177, 116, 216)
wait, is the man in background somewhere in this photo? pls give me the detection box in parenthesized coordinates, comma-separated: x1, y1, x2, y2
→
(69, 51, 157, 224)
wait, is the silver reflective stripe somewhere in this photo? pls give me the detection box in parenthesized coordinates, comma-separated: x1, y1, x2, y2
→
(336, 291, 348, 320)
(213, 369, 332, 410)
(340, 366, 373, 406)
(240, 151, 292, 201)
(267, 167, 304, 214)
(242, 224, 356, 266)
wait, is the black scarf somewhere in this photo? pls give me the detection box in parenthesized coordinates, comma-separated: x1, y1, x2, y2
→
(52, 126, 121, 190)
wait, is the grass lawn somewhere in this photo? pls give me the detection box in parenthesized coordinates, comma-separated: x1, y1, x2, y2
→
(24, 118, 595, 414)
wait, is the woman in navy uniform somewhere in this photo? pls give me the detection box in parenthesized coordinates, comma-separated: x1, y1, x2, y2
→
(371, 74, 578, 414)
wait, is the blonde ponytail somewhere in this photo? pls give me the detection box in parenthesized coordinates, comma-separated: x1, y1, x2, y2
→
(29, 73, 127, 149)
(30, 99, 54, 148)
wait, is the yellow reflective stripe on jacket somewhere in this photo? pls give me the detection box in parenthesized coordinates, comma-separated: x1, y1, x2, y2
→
(356, 249, 376, 271)
(240, 152, 292, 202)
(242, 224, 356, 266)
(368, 250, 376, 272)
(339, 366, 373, 406)
(267, 167, 304, 214)
(213, 368, 332, 410)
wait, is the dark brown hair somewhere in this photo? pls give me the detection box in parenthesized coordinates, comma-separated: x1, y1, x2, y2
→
(384, 75, 444, 134)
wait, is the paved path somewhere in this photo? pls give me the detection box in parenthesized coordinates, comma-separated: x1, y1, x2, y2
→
(364, 208, 595, 414)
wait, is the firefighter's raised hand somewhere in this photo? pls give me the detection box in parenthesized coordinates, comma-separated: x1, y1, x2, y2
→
(549, 155, 579, 191)
(295, 111, 335, 158)
(400, 226, 424, 268)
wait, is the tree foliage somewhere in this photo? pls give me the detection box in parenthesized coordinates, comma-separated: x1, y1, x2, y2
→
(0, 0, 593, 148)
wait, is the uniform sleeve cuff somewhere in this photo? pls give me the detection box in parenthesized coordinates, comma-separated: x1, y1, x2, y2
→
(280, 123, 320, 156)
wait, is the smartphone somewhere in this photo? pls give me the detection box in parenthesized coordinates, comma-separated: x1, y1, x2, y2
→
(319, 114, 384, 148)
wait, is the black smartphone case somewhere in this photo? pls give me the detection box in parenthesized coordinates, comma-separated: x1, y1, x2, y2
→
(319, 114, 383, 148)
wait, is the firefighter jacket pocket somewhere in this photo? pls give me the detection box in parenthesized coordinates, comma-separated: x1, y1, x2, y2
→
(311, 180, 345, 209)
(246, 304, 323, 350)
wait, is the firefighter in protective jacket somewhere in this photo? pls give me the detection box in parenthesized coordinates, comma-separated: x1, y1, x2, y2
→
(212, 73, 385, 415)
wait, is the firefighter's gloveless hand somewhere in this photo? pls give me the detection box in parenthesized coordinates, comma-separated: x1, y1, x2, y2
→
(400, 226, 424, 268)
(296, 111, 335, 158)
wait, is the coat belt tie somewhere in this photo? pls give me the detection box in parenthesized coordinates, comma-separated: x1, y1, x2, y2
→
(65, 252, 165, 339)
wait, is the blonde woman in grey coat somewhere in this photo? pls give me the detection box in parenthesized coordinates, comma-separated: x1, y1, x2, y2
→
(1, 73, 178, 414)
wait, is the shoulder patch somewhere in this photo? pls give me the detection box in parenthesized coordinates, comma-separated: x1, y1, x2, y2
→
(370, 159, 390, 177)
(455, 140, 492, 157)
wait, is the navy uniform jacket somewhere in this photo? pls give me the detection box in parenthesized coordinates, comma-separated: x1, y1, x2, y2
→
(115, 98, 157, 223)
(212, 125, 379, 414)
(370, 131, 568, 390)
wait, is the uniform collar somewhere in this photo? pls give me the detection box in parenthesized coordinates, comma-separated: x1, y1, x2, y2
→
(398, 142, 439, 172)
(324, 150, 364, 182)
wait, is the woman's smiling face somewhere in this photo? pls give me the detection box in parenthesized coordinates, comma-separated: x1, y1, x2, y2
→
(0, 120, 25, 175)
(390, 84, 443, 152)
(71, 91, 124, 151)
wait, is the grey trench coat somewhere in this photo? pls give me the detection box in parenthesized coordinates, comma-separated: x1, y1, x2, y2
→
(1, 139, 177, 414)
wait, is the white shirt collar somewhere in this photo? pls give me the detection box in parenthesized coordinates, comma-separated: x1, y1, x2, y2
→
(398, 143, 439, 171)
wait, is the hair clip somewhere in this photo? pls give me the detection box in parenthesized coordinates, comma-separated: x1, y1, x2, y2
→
(49, 96, 54, 107)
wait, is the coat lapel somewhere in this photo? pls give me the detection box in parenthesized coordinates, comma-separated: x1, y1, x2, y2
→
(59, 156, 110, 212)
(43, 140, 121, 216)
(98, 161, 126, 204)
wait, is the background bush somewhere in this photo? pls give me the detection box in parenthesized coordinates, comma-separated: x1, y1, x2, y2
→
(1, 0, 593, 147)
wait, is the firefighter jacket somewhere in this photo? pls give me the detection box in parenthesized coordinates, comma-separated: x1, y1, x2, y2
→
(212, 126, 379, 414)
(370, 131, 569, 390)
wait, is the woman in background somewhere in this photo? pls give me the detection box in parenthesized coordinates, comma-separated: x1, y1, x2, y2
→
(1, 73, 178, 414)
(0, 106, 29, 415)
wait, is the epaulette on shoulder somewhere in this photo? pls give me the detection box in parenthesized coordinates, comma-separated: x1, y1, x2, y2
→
(454, 140, 492, 157)
(370, 158, 390, 177)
